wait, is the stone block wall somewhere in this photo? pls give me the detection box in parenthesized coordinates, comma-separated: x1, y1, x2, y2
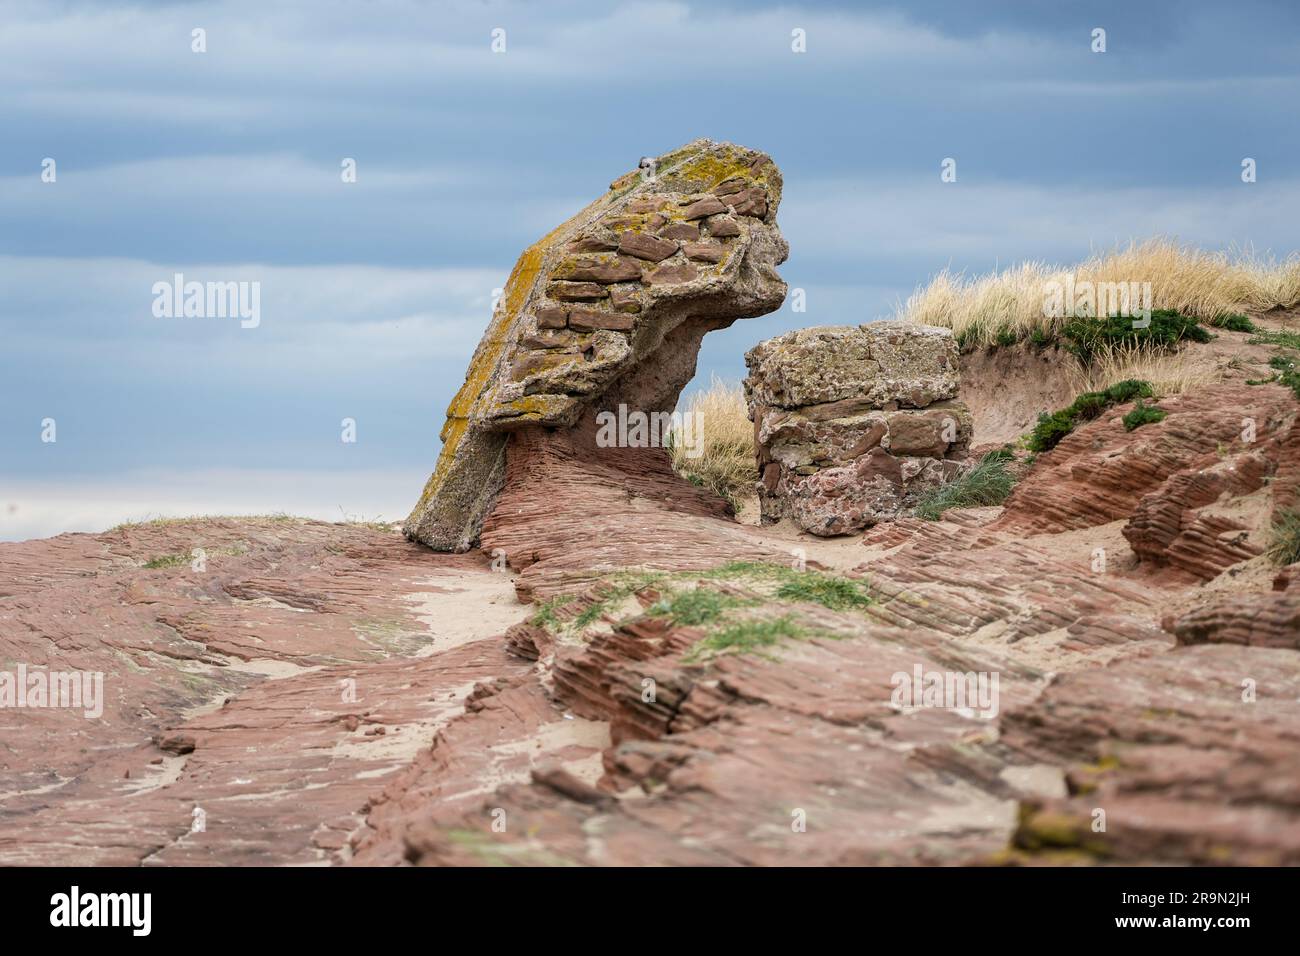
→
(744, 322, 972, 535)
(405, 139, 789, 551)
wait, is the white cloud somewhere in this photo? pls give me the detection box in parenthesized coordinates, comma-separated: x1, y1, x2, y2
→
(0, 255, 503, 367)
(784, 176, 1300, 275)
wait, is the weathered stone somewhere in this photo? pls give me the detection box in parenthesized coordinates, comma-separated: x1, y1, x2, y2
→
(12, 311, 1299, 867)
(556, 255, 642, 284)
(882, 404, 972, 457)
(658, 222, 699, 241)
(609, 286, 643, 313)
(618, 232, 678, 262)
(682, 241, 725, 262)
(681, 196, 727, 219)
(644, 262, 698, 285)
(993, 383, 1297, 538)
(745, 321, 960, 411)
(510, 349, 580, 380)
(568, 234, 617, 253)
(745, 324, 970, 533)
(713, 177, 748, 197)
(536, 306, 568, 329)
(568, 308, 635, 332)
(514, 331, 633, 399)
(722, 186, 768, 218)
(705, 215, 741, 238)
(547, 281, 608, 301)
(405, 139, 788, 551)
(521, 329, 581, 350)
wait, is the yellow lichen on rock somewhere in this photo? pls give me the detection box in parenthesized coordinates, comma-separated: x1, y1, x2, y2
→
(405, 139, 788, 551)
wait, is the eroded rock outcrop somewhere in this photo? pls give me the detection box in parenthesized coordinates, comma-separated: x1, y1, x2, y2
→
(745, 322, 970, 535)
(405, 139, 788, 551)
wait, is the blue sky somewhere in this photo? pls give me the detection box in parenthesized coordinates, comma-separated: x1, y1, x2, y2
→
(3, 0, 1299, 539)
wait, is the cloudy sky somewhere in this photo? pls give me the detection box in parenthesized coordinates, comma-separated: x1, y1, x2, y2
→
(3, 0, 1298, 540)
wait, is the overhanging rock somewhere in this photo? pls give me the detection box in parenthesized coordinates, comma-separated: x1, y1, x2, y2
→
(405, 139, 789, 551)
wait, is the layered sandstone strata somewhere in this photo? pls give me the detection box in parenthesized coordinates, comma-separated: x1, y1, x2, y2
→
(405, 139, 788, 551)
(744, 322, 971, 535)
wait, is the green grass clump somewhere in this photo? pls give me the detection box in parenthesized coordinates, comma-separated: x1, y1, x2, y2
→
(1210, 313, 1257, 333)
(1027, 410, 1078, 454)
(1103, 379, 1156, 404)
(1062, 309, 1211, 364)
(994, 325, 1018, 347)
(573, 596, 618, 629)
(1026, 380, 1156, 452)
(1249, 329, 1300, 351)
(529, 560, 876, 662)
(647, 587, 748, 626)
(142, 552, 189, 569)
(774, 574, 873, 611)
(1267, 509, 1300, 566)
(1263, 353, 1300, 398)
(1122, 401, 1167, 431)
(530, 595, 574, 629)
(915, 451, 1018, 520)
(686, 616, 810, 659)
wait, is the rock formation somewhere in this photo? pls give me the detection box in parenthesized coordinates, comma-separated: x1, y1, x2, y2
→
(3, 141, 1297, 869)
(744, 322, 971, 534)
(405, 139, 788, 551)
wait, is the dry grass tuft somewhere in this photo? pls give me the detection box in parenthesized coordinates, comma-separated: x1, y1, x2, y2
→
(669, 377, 755, 510)
(899, 238, 1300, 349)
(1068, 344, 1223, 398)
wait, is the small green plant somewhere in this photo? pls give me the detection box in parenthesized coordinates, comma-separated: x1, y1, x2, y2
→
(994, 325, 1018, 347)
(1027, 410, 1077, 453)
(142, 552, 189, 569)
(1026, 380, 1155, 452)
(1267, 508, 1300, 566)
(686, 616, 811, 659)
(1029, 326, 1053, 348)
(915, 452, 1017, 520)
(1266, 353, 1300, 398)
(533, 560, 879, 663)
(1103, 379, 1156, 404)
(1122, 401, 1167, 431)
(572, 596, 615, 630)
(1070, 391, 1110, 419)
(1210, 313, 1257, 333)
(1249, 329, 1300, 351)
(774, 574, 873, 611)
(1062, 310, 1210, 364)
(530, 595, 574, 629)
(647, 587, 747, 626)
